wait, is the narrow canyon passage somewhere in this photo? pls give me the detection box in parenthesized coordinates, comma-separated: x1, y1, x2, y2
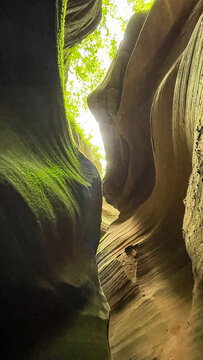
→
(0, 1, 202, 359)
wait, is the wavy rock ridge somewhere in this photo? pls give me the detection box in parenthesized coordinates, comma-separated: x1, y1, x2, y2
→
(89, 0, 203, 359)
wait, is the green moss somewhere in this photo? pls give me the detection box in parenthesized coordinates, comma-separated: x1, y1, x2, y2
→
(57, 0, 68, 88)
(0, 0, 102, 267)
(1, 149, 70, 221)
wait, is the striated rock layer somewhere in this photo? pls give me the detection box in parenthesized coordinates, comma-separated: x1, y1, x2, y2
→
(0, 0, 110, 359)
(89, 0, 203, 359)
(65, 0, 102, 48)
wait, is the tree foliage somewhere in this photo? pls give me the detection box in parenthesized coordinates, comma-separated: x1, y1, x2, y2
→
(66, 1, 122, 121)
(65, 0, 155, 166)
(128, 0, 154, 12)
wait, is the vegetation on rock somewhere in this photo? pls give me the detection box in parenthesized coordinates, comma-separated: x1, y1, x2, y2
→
(65, 0, 154, 167)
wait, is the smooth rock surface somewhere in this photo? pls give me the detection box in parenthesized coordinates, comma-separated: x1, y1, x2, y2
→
(89, 0, 203, 359)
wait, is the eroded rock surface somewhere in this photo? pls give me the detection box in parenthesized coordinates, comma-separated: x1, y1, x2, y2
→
(0, 0, 110, 359)
(89, 0, 203, 359)
(65, 0, 102, 48)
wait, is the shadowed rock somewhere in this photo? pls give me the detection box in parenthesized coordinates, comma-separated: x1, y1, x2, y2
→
(0, 0, 110, 359)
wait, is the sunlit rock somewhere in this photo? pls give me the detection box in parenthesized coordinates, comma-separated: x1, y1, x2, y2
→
(89, 0, 203, 359)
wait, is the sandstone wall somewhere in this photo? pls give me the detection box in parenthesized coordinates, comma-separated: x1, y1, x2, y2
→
(0, 1, 110, 359)
(89, 1, 203, 359)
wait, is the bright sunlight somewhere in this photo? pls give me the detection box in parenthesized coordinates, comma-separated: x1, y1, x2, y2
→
(66, 0, 154, 175)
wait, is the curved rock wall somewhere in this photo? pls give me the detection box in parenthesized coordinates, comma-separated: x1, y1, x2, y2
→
(0, 0, 110, 359)
(64, 0, 102, 48)
(89, 0, 203, 359)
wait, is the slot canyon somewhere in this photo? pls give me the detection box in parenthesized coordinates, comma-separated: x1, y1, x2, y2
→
(0, 0, 202, 359)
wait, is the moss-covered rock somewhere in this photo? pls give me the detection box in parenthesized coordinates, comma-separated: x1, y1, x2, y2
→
(0, 0, 110, 359)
